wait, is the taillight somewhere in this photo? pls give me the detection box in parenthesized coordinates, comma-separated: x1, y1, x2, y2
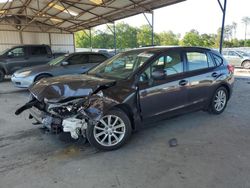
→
(227, 64, 234, 73)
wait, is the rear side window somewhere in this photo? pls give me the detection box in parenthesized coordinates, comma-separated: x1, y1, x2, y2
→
(186, 52, 209, 71)
(89, 54, 107, 64)
(30, 46, 47, 56)
(212, 54, 223, 66)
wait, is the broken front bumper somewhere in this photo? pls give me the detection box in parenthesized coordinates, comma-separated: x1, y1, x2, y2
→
(29, 107, 88, 139)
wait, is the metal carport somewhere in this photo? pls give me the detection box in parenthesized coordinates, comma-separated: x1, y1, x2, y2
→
(0, 0, 227, 53)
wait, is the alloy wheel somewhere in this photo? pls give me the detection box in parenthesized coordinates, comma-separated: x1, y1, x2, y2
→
(214, 90, 227, 112)
(243, 61, 250, 69)
(93, 115, 126, 147)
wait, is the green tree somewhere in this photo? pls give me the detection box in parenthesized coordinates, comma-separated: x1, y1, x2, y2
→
(92, 30, 113, 49)
(242, 16, 250, 43)
(137, 25, 153, 46)
(232, 22, 237, 39)
(180, 30, 204, 46)
(200, 34, 216, 47)
(115, 22, 138, 49)
(74, 30, 91, 48)
(224, 25, 233, 41)
(158, 31, 179, 45)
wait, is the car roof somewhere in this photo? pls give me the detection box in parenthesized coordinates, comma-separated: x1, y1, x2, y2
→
(12, 44, 49, 48)
(125, 46, 213, 54)
(68, 51, 110, 57)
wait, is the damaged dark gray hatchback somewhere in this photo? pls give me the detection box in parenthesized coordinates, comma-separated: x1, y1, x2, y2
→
(16, 47, 234, 150)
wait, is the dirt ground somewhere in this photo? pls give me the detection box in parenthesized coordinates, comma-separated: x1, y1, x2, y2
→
(0, 69, 250, 188)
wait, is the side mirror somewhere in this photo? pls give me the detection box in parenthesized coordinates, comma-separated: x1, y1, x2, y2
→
(7, 52, 13, 57)
(61, 61, 69, 66)
(152, 69, 166, 80)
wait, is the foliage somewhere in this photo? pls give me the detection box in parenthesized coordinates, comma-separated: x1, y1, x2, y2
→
(75, 16, 250, 49)
(158, 31, 179, 46)
(180, 30, 204, 46)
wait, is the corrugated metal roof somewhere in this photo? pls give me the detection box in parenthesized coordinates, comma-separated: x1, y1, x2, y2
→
(0, 0, 186, 33)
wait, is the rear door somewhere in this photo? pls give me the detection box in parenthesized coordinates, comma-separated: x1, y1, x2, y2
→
(28, 46, 51, 66)
(184, 49, 220, 108)
(138, 50, 188, 120)
(5, 46, 29, 74)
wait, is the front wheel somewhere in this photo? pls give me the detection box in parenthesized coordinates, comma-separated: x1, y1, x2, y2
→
(242, 60, 250, 69)
(87, 109, 132, 151)
(209, 87, 228, 114)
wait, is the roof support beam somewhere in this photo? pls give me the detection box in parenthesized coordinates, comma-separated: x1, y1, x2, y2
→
(143, 11, 154, 45)
(218, 0, 227, 54)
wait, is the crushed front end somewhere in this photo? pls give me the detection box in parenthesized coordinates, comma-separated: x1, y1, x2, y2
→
(16, 95, 92, 138)
(15, 74, 118, 140)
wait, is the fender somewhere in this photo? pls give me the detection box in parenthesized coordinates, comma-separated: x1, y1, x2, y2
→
(0, 62, 7, 74)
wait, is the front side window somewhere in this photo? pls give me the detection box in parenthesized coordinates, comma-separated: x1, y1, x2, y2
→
(186, 52, 209, 71)
(68, 54, 88, 65)
(139, 51, 183, 82)
(88, 50, 155, 79)
(8, 47, 25, 57)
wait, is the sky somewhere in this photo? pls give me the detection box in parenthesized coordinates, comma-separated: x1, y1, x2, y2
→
(108, 0, 250, 39)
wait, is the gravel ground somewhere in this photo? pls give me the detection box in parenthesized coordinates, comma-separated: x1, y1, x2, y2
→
(0, 69, 250, 188)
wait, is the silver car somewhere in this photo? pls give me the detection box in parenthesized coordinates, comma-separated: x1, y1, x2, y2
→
(11, 52, 110, 88)
(222, 50, 250, 68)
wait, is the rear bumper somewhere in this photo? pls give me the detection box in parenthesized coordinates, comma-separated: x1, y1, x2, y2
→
(11, 75, 34, 88)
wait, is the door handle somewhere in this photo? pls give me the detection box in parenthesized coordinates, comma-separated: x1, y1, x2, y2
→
(179, 80, 188, 86)
(211, 72, 219, 77)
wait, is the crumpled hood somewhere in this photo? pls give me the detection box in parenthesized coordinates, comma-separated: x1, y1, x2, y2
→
(30, 74, 116, 102)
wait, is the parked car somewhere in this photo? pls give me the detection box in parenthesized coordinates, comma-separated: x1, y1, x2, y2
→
(16, 46, 234, 151)
(11, 52, 110, 88)
(0, 44, 64, 82)
(222, 49, 250, 68)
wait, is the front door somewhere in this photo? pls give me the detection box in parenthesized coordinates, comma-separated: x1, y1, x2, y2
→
(138, 50, 188, 120)
(63, 54, 90, 75)
(5, 46, 29, 74)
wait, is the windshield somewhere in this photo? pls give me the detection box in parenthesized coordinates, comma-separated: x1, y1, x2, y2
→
(88, 50, 155, 79)
(0, 48, 9, 56)
(48, 55, 65, 66)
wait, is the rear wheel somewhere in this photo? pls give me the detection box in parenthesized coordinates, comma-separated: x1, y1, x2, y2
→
(87, 109, 132, 151)
(0, 69, 5, 82)
(242, 60, 250, 69)
(209, 87, 228, 114)
(35, 74, 51, 82)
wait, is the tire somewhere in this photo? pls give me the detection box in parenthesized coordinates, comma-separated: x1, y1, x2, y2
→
(209, 87, 228, 115)
(242, 60, 250, 69)
(86, 109, 132, 151)
(35, 74, 51, 82)
(0, 69, 5, 82)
